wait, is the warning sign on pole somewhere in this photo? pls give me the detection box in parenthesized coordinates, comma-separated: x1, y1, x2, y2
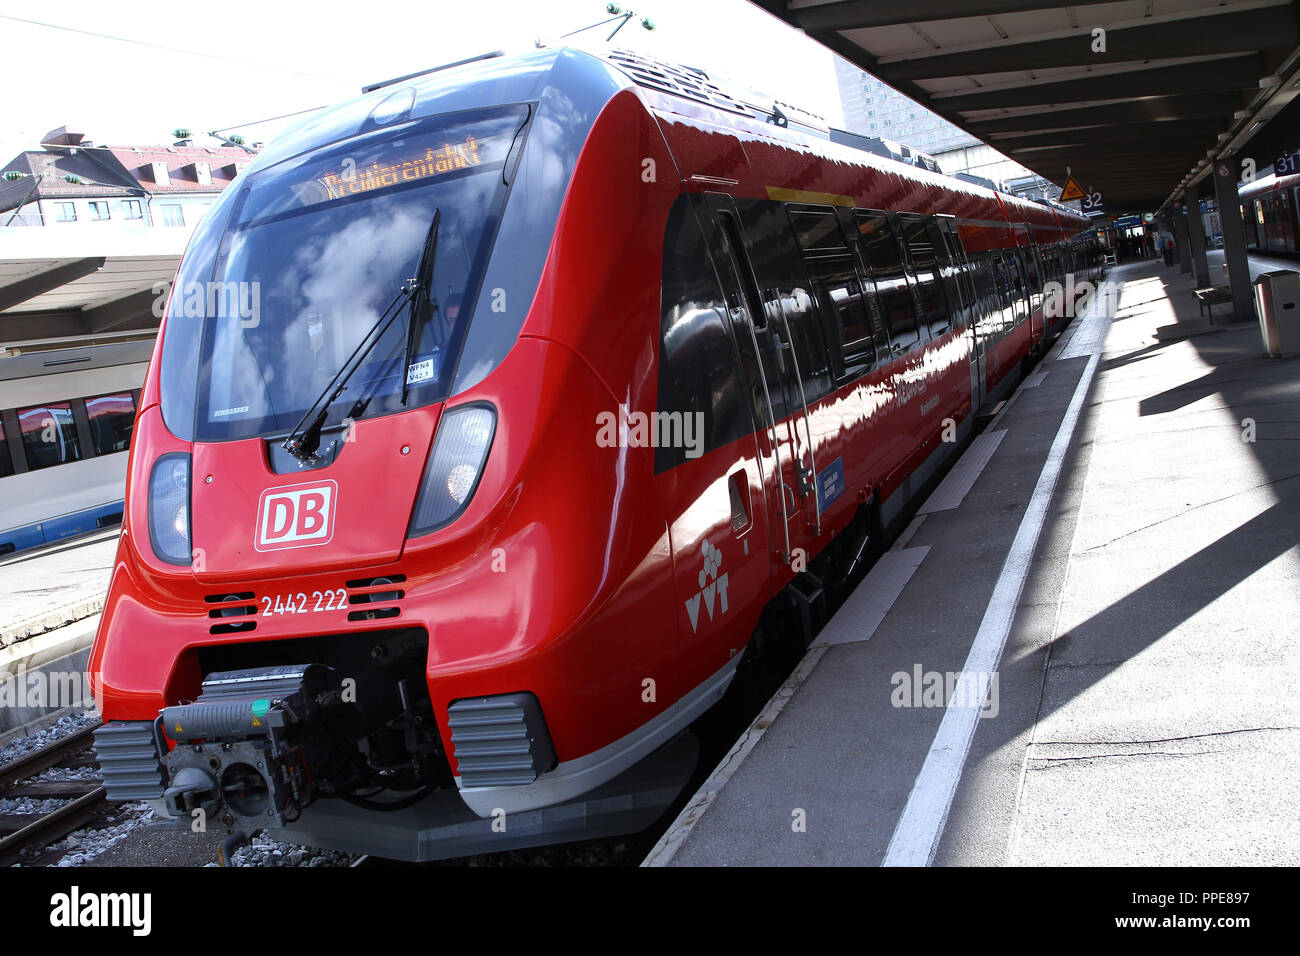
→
(1060, 175, 1086, 202)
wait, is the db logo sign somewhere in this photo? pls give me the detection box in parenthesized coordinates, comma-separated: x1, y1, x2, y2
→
(255, 481, 337, 551)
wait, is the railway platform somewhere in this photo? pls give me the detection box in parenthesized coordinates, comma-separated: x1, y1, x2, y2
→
(0, 529, 116, 740)
(647, 253, 1300, 867)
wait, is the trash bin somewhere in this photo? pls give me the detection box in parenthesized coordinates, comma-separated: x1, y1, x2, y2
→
(1253, 270, 1300, 358)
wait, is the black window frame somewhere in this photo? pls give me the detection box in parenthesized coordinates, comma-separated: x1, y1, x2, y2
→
(83, 390, 138, 456)
(785, 203, 878, 384)
(15, 399, 84, 471)
(852, 208, 924, 360)
(897, 212, 956, 340)
(0, 412, 15, 478)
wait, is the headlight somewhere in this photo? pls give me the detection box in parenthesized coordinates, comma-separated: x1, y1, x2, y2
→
(149, 453, 192, 566)
(408, 404, 495, 537)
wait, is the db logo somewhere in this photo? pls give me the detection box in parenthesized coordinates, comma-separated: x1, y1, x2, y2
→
(255, 481, 337, 551)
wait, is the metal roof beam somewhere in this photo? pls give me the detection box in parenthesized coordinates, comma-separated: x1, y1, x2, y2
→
(989, 118, 1227, 150)
(0, 257, 105, 314)
(881, 7, 1296, 81)
(788, 0, 1117, 31)
(83, 289, 161, 335)
(938, 55, 1265, 112)
(967, 92, 1244, 134)
(0, 311, 87, 343)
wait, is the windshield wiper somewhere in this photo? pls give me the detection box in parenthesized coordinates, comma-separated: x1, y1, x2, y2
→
(282, 210, 442, 463)
(401, 208, 441, 406)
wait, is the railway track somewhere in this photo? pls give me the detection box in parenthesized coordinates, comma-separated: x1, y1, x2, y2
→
(0, 726, 108, 866)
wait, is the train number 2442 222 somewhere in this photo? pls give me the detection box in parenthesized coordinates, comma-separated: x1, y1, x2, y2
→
(261, 590, 348, 615)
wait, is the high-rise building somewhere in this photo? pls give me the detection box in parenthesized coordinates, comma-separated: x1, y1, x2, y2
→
(833, 58, 1062, 203)
(834, 57, 977, 155)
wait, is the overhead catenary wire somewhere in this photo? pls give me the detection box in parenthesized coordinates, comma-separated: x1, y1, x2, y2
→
(0, 13, 338, 78)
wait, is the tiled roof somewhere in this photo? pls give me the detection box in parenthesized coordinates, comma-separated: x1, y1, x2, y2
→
(0, 136, 260, 213)
(0, 149, 139, 212)
(106, 144, 254, 193)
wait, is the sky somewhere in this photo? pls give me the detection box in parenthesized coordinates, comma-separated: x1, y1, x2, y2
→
(0, 0, 845, 162)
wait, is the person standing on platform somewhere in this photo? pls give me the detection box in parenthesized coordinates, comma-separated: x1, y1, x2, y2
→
(1159, 229, 1176, 267)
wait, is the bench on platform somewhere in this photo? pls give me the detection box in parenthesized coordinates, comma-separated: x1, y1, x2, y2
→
(1194, 286, 1233, 323)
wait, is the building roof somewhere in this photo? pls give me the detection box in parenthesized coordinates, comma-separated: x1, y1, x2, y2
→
(104, 144, 253, 193)
(0, 149, 140, 213)
(1, 128, 258, 214)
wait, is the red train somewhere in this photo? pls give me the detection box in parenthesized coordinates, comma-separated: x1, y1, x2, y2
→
(1241, 172, 1300, 254)
(88, 47, 1099, 860)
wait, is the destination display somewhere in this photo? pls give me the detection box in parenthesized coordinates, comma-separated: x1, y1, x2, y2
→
(318, 136, 486, 200)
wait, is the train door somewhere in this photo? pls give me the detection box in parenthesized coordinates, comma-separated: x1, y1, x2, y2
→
(698, 192, 819, 568)
(656, 194, 775, 694)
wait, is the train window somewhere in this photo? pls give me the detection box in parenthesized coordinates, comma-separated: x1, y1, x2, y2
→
(716, 209, 787, 423)
(734, 198, 834, 401)
(899, 216, 953, 338)
(1003, 253, 1027, 324)
(971, 255, 997, 311)
(1022, 244, 1041, 295)
(0, 420, 12, 478)
(17, 401, 82, 471)
(788, 208, 875, 379)
(193, 106, 528, 443)
(989, 255, 1015, 334)
(85, 392, 137, 455)
(855, 212, 920, 356)
(655, 197, 750, 473)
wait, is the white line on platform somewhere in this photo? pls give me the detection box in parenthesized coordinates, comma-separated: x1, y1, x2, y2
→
(814, 546, 930, 647)
(919, 431, 1006, 514)
(882, 348, 1103, 867)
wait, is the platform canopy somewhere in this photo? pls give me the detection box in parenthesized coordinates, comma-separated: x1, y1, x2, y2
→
(0, 225, 190, 353)
(751, 0, 1300, 210)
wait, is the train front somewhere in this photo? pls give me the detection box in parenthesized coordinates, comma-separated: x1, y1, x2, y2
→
(86, 52, 683, 858)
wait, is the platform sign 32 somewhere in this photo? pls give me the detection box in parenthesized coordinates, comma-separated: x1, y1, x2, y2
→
(1080, 190, 1106, 217)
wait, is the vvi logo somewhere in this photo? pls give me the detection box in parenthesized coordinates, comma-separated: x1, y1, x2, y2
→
(685, 539, 730, 633)
(255, 480, 337, 551)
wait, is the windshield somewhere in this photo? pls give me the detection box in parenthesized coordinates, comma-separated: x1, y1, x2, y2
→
(190, 104, 528, 441)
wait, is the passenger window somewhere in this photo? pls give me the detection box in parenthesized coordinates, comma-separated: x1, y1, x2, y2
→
(733, 198, 834, 403)
(85, 392, 137, 455)
(1022, 245, 1041, 296)
(717, 210, 787, 424)
(855, 212, 920, 357)
(1003, 253, 1026, 324)
(789, 208, 875, 379)
(655, 197, 750, 473)
(900, 216, 952, 338)
(971, 255, 998, 318)
(18, 401, 82, 470)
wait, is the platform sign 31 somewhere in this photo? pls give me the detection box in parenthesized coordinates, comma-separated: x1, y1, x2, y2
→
(1274, 150, 1300, 177)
